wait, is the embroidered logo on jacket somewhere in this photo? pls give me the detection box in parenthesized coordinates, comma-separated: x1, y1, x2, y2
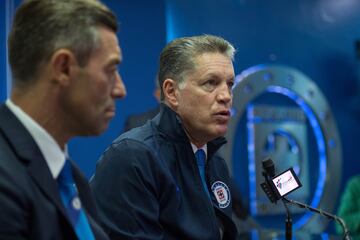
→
(211, 181, 231, 208)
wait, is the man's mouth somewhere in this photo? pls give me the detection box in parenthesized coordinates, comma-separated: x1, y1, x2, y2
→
(213, 110, 230, 122)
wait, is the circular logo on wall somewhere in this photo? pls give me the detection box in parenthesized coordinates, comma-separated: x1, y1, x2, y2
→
(211, 181, 231, 208)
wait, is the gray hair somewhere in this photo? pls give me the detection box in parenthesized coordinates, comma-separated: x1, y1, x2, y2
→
(158, 34, 235, 100)
(8, 0, 118, 88)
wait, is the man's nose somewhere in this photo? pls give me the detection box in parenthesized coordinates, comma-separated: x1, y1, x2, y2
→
(217, 84, 232, 104)
(112, 73, 126, 99)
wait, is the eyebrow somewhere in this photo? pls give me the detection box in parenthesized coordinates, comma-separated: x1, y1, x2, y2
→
(106, 57, 121, 68)
(227, 76, 235, 81)
(202, 73, 221, 79)
(203, 73, 234, 81)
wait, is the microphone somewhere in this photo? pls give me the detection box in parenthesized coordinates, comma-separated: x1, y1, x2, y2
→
(262, 158, 275, 178)
(260, 158, 277, 203)
(259, 158, 352, 240)
(261, 158, 292, 240)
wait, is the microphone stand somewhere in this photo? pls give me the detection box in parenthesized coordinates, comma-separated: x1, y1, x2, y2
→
(282, 199, 292, 240)
(261, 170, 292, 240)
(283, 198, 352, 240)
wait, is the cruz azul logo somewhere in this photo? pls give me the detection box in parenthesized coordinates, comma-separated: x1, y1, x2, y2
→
(211, 181, 231, 208)
(276, 175, 294, 190)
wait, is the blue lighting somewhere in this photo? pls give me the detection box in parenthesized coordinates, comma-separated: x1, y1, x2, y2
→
(251, 229, 260, 240)
(236, 64, 269, 84)
(266, 86, 327, 230)
(165, 1, 176, 43)
(247, 105, 258, 215)
(321, 233, 330, 240)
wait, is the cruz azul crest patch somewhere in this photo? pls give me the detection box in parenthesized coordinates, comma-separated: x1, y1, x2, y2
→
(211, 181, 231, 208)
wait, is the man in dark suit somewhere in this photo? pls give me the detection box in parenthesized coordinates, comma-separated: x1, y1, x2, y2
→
(0, 0, 126, 239)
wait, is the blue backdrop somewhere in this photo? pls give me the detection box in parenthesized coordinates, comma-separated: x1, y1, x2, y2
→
(1, 0, 359, 234)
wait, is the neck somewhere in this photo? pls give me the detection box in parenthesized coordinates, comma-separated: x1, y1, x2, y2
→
(182, 124, 207, 148)
(11, 86, 70, 150)
(163, 101, 208, 148)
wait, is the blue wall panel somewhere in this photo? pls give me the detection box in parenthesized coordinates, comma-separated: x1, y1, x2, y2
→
(69, 0, 167, 178)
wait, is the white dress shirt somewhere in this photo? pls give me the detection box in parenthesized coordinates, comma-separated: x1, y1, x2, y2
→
(6, 99, 66, 178)
(191, 142, 208, 159)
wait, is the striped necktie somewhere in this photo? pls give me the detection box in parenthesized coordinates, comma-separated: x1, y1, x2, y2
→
(195, 149, 211, 199)
(57, 160, 95, 240)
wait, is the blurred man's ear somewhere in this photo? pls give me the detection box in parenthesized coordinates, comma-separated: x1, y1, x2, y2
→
(163, 78, 178, 108)
(50, 49, 77, 86)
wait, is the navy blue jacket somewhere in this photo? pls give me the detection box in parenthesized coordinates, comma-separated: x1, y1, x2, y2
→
(91, 104, 237, 240)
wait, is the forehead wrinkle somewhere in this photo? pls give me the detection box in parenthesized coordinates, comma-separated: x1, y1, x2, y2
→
(195, 64, 234, 82)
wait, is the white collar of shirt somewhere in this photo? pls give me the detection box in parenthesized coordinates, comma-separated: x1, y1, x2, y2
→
(191, 142, 208, 160)
(6, 99, 66, 178)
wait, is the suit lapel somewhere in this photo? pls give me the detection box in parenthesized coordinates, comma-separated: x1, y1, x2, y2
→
(0, 104, 72, 226)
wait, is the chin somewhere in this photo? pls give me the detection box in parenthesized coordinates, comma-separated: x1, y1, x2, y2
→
(81, 123, 109, 136)
(214, 127, 228, 137)
(95, 124, 109, 135)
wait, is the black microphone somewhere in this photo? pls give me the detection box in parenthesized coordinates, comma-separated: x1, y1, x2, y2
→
(260, 158, 278, 203)
(262, 158, 275, 178)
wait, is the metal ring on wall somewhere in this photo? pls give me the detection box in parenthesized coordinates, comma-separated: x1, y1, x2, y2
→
(222, 64, 342, 232)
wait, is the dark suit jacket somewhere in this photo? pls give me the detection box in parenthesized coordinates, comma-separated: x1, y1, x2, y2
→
(0, 104, 108, 240)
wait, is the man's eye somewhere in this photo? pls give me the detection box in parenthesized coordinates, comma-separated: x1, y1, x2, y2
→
(228, 81, 234, 89)
(204, 79, 217, 86)
(202, 80, 217, 91)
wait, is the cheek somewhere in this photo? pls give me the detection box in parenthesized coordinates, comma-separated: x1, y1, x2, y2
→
(91, 77, 112, 99)
(180, 95, 199, 114)
(95, 78, 110, 93)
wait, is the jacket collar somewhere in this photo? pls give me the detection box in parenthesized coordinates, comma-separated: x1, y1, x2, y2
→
(0, 104, 45, 164)
(153, 103, 227, 157)
(0, 104, 75, 231)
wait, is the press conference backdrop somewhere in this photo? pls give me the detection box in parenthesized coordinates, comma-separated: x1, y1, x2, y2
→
(1, 0, 359, 234)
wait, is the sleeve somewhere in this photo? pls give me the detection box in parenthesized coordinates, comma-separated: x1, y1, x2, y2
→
(336, 176, 360, 236)
(90, 139, 164, 240)
(0, 168, 28, 240)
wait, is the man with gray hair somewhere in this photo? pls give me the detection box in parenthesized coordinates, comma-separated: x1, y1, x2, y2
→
(91, 35, 238, 239)
(0, 0, 126, 239)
